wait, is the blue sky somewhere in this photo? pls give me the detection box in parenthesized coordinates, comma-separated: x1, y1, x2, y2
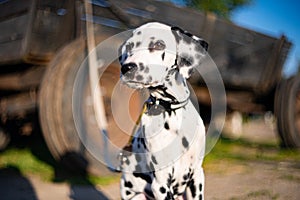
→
(170, 0, 300, 77)
(231, 0, 300, 77)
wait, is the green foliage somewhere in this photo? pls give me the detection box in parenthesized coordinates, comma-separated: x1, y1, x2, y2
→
(183, 0, 252, 19)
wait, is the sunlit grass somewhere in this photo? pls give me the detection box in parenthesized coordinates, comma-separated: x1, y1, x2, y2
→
(204, 137, 300, 165)
(0, 148, 54, 181)
(0, 136, 299, 185)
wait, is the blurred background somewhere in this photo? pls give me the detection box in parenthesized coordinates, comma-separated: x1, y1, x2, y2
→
(0, 0, 299, 199)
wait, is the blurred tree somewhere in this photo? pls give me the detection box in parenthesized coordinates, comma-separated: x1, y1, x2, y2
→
(180, 0, 253, 19)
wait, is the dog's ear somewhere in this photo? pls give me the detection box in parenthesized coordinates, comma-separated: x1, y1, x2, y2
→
(171, 26, 208, 78)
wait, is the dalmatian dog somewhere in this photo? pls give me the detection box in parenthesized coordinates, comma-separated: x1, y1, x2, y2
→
(118, 22, 208, 200)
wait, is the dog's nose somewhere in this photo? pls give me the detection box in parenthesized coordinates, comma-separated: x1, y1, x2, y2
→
(121, 63, 137, 75)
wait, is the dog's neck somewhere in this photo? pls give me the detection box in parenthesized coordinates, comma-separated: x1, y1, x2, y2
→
(147, 69, 190, 115)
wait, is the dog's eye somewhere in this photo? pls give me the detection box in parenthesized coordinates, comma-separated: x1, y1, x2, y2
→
(149, 40, 166, 52)
(153, 40, 166, 50)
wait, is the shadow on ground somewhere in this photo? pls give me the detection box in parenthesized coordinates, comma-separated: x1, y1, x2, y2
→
(0, 166, 38, 200)
(0, 115, 111, 200)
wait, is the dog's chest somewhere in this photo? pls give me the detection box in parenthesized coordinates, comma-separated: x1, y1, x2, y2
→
(141, 109, 183, 136)
(135, 102, 204, 159)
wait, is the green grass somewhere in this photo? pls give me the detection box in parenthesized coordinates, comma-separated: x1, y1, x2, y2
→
(0, 148, 54, 181)
(0, 135, 299, 186)
(0, 146, 119, 185)
(204, 137, 300, 165)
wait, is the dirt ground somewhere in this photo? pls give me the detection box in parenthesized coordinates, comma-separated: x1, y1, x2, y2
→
(1, 119, 300, 200)
(1, 159, 299, 200)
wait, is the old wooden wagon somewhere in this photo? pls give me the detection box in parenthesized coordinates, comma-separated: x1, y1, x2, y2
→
(0, 0, 297, 175)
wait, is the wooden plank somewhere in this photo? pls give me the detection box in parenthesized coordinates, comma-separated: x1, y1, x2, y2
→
(25, 0, 76, 64)
(0, 91, 37, 117)
(258, 36, 291, 93)
(0, 66, 46, 90)
(0, 14, 30, 64)
(0, 0, 32, 21)
(0, 0, 76, 65)
(194, 86, 265, 113)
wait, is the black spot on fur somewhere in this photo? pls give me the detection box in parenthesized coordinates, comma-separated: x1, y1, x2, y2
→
(144, 67, 149, 73)
(124, 181, 133, 188)
(136, 75, 143, 81)
(148, 41, 155, 52)
(137, 31, 141, 35)
(137, 136, 147, 150)
(182, 137, 189, 148)
(199, 183, 203, 192)
(151, 155, 158, 164)
(167, 169, 176, 188)
(178, 53, 194, 67)
(126, 42, 134, 53)
(188, 179, 196, 198)
(126, 190, 131, 195)
(139, 62, 145, 71)
(195, 40, 208, 53)
(136, 41, 141, 48)
(183, 174, 188, 180)
(161, 52, 165, 60)
(152, 171, 156, 178)
(140, 137, 147, 149)
(184, 31, 193, 38)
(133, 172, 152, 184)
(125, 158, 130, 165)
(160, 186, 166, 194)
(199, 40, 208, 51)
(173, 183, 179, 195)
(164, 122, 170, 130)
(199, 194, 203, 200)
(149, 162, 155, 171)
(165, 192, 172, 200)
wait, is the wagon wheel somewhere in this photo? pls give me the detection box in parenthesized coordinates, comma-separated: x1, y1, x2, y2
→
(39, 38, 134, 175)
(275, 76, 300, 148)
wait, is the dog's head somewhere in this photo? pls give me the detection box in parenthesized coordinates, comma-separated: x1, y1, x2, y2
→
(119, 22, 208, 89)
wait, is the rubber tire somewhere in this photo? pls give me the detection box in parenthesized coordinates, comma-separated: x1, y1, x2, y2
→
(39, 38, 113, 175)
(275, 76, 300, 148)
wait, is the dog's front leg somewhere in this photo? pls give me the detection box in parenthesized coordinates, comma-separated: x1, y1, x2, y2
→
(120, 174, 148, 200)
(151, 179, 173, 200)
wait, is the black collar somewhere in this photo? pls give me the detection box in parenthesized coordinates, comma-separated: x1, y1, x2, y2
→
(145, 95, 188, 116)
